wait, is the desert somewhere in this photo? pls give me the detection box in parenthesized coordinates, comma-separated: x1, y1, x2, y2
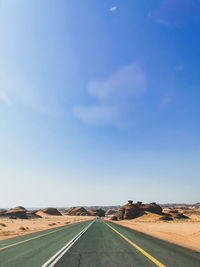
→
(106, 200, 200, 252)
(1, 201, 200, 253)
(0, 206, 96, 241)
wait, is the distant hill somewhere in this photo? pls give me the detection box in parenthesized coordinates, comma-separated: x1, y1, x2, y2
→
(160, 203, 200, 208)
(83, 206, 120, 211)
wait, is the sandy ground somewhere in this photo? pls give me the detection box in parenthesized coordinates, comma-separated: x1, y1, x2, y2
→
(0, 212, 95, 241)
(108, 209, 200, 252)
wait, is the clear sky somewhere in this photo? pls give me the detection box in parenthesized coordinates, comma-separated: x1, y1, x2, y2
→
(0, 0, 200, 207)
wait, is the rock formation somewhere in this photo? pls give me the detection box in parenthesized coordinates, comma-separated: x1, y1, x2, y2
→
(105, 209, 116, 216)
(42, 208, 62, 216)
(65, 207, 90, 216)
(112, 200, 163, 220)
(87, 208, 105, 217)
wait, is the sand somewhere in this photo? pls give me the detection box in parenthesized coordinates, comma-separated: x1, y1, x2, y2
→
(108, 209, 200, 252)
(0, 213, 95, 241)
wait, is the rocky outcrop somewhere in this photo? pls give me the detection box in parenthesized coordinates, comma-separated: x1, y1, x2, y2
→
(175, 213, 189, 219)
(42, 208, 62, 216)
(0, 209, 7, 214)
(111, 200, 163, 221)
(0, 206, 42, 219)
(87, 208, 105, 217)
(141, 203, 163, 215)
(110, 215, 117, 220)
(1, 206, 28, 219)
(114, 200, 142, 220)
(159, 215, 173, 221)
(105, 209, 116, 216)
(65, 207, 90, 216)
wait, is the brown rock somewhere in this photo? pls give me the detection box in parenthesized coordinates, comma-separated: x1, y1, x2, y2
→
(113, 200, 163, 221)
(159, 215, 173, 221)
(114, 201, 142, 220)
(110, 215, 117, 220)
(142, 203, 163, 215)
(175, 213, 189, 219)
(105, 209, 116, 216)
(65, 207, 90, 216)
(42, 208, 62, 216)
(87, 209, 105, 217)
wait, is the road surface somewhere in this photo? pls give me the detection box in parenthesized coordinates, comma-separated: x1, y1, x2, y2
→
(0, 219, 199, 266)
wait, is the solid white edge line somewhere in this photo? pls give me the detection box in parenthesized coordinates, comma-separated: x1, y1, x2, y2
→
(47, 221, 94, 267)
(41, 219, 95, 267)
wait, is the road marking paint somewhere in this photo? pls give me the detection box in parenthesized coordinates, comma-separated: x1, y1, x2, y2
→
(41, 219, 95, 267)
(0, 221, 89, 251)
(104, 221, 166, 267)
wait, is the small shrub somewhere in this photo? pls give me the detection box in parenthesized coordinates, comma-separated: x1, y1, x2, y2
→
(0, 223, 7, 227)
(19, 226, 27, 231)
(65, 222, 69, 224)
(48, 223, 56, 226)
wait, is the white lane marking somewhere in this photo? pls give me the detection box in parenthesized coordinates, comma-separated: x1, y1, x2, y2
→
(41, 219, 95, 267)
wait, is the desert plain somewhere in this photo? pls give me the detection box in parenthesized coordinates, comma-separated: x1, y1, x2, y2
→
(111, 207, 200, 252)
(0, 203, 200, 253)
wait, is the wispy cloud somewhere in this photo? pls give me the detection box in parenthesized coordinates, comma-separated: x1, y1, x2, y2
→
(0, 70, 59, 116)
(73, 63, 147, 127)
(110, 6, 117, 12)
(0, 70, 42, 111)
(0, 91, 11, 105)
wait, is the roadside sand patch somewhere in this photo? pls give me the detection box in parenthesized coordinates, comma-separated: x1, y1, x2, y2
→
(0, 215, 94, 241)
(108, 210, 200, 252)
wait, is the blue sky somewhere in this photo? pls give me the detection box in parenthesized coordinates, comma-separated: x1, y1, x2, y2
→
(0, 0, 200, 207)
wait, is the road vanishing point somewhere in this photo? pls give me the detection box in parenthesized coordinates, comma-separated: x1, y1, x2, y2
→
(0, 219, 200, 267)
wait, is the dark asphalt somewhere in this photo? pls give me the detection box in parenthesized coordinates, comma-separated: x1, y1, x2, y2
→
(0, 219, 200, 267)
(55, 219, 200, 267)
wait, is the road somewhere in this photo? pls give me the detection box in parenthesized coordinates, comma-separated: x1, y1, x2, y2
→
(0, 218, 200, 267)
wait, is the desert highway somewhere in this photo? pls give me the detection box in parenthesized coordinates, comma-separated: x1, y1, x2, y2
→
(0, 219, 200, 267)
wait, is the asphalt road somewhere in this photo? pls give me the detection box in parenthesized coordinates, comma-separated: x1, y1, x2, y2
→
(0, 219, 200, 267)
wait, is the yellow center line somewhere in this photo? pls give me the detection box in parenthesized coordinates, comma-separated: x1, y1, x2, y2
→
(0, 221, 84, 251)
(103, 221, 166, 267)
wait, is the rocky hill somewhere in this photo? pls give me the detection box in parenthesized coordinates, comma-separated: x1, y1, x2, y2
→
(65, 207, 90, 216)
(111, 200, 163, 220)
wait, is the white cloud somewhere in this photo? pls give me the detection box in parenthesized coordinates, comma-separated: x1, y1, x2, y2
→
(110, 6, 117, 12)
(73, 63, 147, 126)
